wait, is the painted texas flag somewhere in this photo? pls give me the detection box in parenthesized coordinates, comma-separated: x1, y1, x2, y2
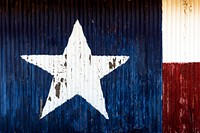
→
(0, 0, 162, 132)
(162, 0, 200, 132)
(0, 0, 200, 132)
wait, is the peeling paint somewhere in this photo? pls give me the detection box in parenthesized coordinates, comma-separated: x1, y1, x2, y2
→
(89, 55, 91, 64)
(48, 97, 51, 101)
(39, 99, 43, 117)
(109, 58, 116, 69)
(64, 62, 67, 67)
(55, 82, 61, 98)
(119, 60, 121, 65)
(163, 63, 200, 132)
(65, 82, 67, 88)
(60, 78, 64, 82)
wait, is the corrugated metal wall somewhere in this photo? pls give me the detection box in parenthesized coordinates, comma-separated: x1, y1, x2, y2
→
(0, 0, 162, 132)
(163, 63, 200, 132)
(162, 0, 200, 132)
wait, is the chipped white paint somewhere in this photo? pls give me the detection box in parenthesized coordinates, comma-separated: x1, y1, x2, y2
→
(21, 20, 129, 119)
(163, 0, 200, 63)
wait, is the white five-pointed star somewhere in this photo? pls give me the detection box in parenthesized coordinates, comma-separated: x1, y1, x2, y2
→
(21, 20, 129, 119)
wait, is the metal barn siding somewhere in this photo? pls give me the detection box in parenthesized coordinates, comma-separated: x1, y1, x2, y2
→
(0, 0, 162, 132)
(162, 0, 200, 132)
(163, 63, 200, 132)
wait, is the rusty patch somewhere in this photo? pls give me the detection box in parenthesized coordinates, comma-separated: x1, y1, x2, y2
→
(89, 55, 91, 64)
(183, 0, 192, 14)
(64, 62, 67, 67)
(39, 99, 43, 117)
(119, 60, 121, 65)
(52, 77, 55, 82)
(65, 82, 67, 88)
(109, 62, 113, 69)
(109, 58, 116, 69)
(55, 82, 61, 98)
(48, 97, 51, 101)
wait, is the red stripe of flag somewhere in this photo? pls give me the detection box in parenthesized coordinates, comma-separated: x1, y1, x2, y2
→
(163, 63, 200, 132)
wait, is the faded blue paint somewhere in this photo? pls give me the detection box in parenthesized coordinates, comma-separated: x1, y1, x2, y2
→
(0, 0, 162, 132)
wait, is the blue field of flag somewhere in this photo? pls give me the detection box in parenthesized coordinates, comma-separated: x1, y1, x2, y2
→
(0, 0, 162, 132)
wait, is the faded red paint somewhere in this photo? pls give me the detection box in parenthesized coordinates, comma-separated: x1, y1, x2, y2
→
(163, 63, 200, 132)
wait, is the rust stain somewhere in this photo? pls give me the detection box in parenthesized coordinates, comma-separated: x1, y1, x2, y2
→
(109, 58, 116, 69)
(189, 5, 192, 12)
(60, 78, 64, 82)
(64, 62, 67, 67)
(119, 60, 121, 65)
(48, 97, 51, 101)
(65, 82, 67, 88)
(39, 98, 43, 117)
(183, 0, 192, 14)
(183, 0, 188, 14)
(89, 55, 91, 64)
(55, 82, 61, 98)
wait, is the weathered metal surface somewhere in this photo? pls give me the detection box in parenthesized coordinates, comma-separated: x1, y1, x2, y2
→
(0, 0, 162, 132)
(163, 63, 200, 132)
(162, 0, 200, 132)
(163, 0, 200, 63)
